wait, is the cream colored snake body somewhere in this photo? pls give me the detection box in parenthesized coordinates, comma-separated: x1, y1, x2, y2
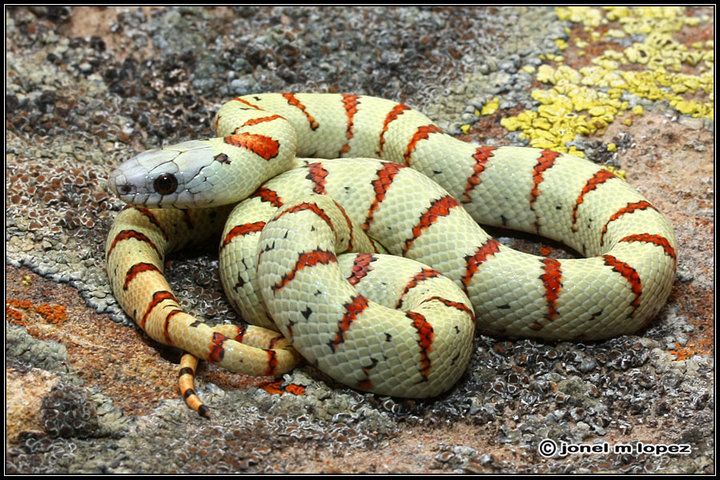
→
(106, 93, 677, 411)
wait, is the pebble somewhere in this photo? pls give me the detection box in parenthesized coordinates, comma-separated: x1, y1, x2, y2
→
(498, 61, 517, 73)
(478, 453, 494, 465)
(678, 116, 705, 130)
(230, 75, 256, 94)
(578, 357, 598, 373)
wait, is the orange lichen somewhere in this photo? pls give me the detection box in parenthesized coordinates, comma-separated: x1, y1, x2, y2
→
(284, 383, 306, 396)
(6, 298, 67, 325)
(5, 306, 25, 323)
(669, 337, 713, 361)
(35, 303, 67, 324)
(539, 245, 554, 257)
(7, 299, 34, 309)
(260, 380, 284, 395)
(259, 380, 306, 396)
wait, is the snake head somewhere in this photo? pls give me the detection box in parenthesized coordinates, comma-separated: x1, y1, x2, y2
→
(108, 140, 227, 208)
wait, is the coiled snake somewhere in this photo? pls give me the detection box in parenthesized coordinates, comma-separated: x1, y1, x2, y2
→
(106, 93, 677, 416)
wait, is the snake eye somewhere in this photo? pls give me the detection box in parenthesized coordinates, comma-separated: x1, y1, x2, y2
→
(153, 173, 178, 195)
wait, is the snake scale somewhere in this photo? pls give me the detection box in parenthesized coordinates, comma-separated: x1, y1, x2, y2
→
(106, 93, 677, 415)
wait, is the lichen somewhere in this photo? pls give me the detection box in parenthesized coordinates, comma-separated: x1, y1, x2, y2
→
(501, 7, 713, 156)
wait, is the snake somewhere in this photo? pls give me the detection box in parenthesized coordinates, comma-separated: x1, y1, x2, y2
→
(106, 93, 677, 416)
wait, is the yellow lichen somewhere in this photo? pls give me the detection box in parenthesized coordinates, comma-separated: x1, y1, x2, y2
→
(480, 97, 500, 116)
(604, 165, 626, 179)
(499, 6, 713, 156)
(556, 6, 605, 27)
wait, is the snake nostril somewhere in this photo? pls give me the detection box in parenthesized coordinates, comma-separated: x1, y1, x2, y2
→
(119, 184, 133, 195)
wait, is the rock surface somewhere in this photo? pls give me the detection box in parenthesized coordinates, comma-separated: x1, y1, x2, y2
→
(5, 6, 714, 474)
